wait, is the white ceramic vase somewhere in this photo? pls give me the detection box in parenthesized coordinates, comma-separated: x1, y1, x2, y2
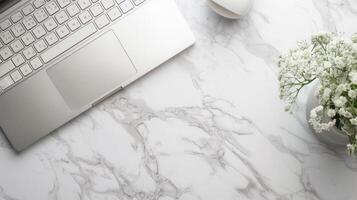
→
(306, 85, 349, 147)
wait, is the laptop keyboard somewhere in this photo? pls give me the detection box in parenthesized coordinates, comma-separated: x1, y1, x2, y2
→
(0, 0, 145, 94)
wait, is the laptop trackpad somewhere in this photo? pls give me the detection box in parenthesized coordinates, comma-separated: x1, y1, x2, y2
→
(47, 31, 137, 110)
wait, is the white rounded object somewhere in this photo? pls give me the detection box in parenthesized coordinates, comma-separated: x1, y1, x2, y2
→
(207, 0, 253, 19)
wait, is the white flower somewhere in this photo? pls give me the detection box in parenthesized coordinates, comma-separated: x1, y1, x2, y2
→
(322, 88, 331, 102)
(333, 96, 347, 107)
(309, 106, 336, 132)
(335, 84, 349, 95)
(327, 109, 336, 118)
(351, 118, 357, 126)
(339, 108, 353, 118)
(334, 57, 345, 69)
(312, 32, 333, 45)
(278, 32, 357, 155)
(349, 71, 357, 84)
(348, 90, 357, 98)
(323, 61, 332, 68)
(310, 106, 323, 119)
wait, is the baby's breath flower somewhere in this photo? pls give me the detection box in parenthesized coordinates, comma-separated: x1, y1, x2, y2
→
(311, 32, 333, 45)
(348, 90, 357, 98)
(351, 118, 357, 126)
(349, 71, 357, 84)
(322, 88, 331, 102)
(311, 106, 323, 119)
(327, 109, 336, 118)
(278, 32, 357, 155)
(323, 61, 332, 68)
(333, 96, 348, 107)
(339, 108, 353, 118)
(336, 84, 349, 95)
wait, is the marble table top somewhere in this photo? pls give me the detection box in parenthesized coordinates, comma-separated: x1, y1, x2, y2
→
(1, 0, 357, 199)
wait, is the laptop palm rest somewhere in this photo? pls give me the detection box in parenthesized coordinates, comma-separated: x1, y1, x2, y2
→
(47, 31, 137, 110)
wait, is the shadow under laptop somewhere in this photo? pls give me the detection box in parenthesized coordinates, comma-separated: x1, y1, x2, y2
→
(0, 118, 76, 155)
(0, 126, 18, 154)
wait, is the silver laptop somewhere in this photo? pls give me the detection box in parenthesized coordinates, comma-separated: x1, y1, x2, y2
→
(0, 0, 195, 151)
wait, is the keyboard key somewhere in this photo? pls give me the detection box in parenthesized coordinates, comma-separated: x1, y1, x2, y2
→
(11, 12, 23, 23)
(30, 57, 43, 70)
(57, 0, 71, 8)
(45, 1, 60, 15)
(133, 0, 145, 5)
(10, 70, 22, 82)
(0, 47, 13, 60)
(67, 18, 81, 31)
(12, 54, 25, 66)
(79, 11, 92, 24)
(23, 16, 37, 30)
(11, 24, 26, 37)
(44, 18, 58, 31)
(55, 11, 69, 24)
(34, 0, 46, 8)
(20, 64, 32, 76)
(78, 0, 91, 10)
(33, 25, 46, 38)
(23, 47, 36, 59)
(119, 0, 133, 13)
(34, 9, 48, 22)
(107, 7, 121, 21)
(41, 23, 97, 63)
(95, 14, 109, 29)
(101, 0, 114, 9)
(67, 4, 80, 17)
(0, 19, 11, 30)
(56, 25, 70, 38)
(0, 76, 14, 90)
(45, 33, 59, 45)
(34, 39, 47, 52)
(90, 4, 103, 17)
(0, 31, 14, 44)
(10, 40, 24, 53)
(22, 4, 35, 15)
(22, 32, 35, 46)
(0, 61, 15, 77)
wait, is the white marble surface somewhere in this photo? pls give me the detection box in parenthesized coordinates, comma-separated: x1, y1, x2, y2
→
(1, 0, 357, 199)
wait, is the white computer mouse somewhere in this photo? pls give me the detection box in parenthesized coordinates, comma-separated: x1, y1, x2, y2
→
(207, 0, 253, 19)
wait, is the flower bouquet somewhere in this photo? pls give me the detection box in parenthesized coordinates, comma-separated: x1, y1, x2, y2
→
(278, 32, 357, 154)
